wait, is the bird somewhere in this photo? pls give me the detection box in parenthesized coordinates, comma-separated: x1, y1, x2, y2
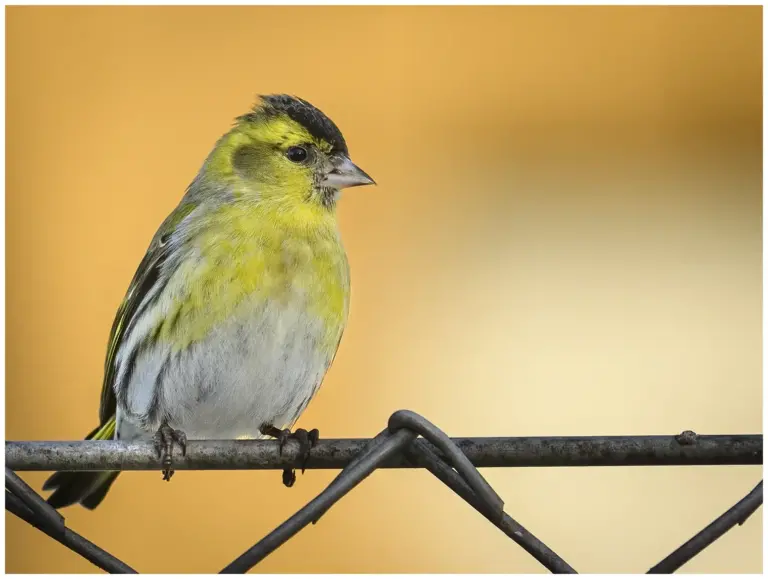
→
(43, 94, 375, 509)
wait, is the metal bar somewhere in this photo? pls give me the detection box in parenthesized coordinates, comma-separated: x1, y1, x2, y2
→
(220, 428, 418, 573)
(647, 481, 763, 574)
(6, 491, 137, 573)
(6, 434, 762, 472)
(403, 440, 577, 573)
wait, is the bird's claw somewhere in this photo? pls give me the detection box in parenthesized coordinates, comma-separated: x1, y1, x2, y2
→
(153, 423, 187, 481)
(292, 427, 320, 473)
(282, 468, 297, 488)
(274, 428, 292, 455)
(260, 424, 320, 487)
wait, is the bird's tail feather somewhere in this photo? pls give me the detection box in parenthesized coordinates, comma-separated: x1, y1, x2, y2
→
(43, 417, 121, 510)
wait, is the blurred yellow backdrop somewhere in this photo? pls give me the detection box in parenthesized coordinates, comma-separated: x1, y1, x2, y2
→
(5, 5, 762, 574)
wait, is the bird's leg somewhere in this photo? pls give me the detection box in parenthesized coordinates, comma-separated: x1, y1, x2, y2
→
(259, 424, 320, 487)
(260, 425, 292, 453)
(152, 421, 187, 482)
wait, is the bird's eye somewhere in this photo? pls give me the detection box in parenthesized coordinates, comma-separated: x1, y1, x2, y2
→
(286, 146, 309, 163)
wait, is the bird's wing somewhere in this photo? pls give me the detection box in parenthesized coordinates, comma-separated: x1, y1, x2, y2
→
(98, 204, 197, 426)
(98, 239, 170, 424)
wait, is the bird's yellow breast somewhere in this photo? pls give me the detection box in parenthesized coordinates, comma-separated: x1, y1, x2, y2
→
(159, 200, 350, 354)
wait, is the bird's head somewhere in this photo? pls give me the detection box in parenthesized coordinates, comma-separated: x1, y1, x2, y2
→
(202, 94, 375, 209)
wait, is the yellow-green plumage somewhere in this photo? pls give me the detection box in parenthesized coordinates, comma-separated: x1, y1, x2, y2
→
(43, 94, 374, 509)
(163, 201, 349, 353)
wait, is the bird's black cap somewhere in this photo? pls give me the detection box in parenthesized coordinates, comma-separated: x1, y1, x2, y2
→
(242, 94, 348, 155)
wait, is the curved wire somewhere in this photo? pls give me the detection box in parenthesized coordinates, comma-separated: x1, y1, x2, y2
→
(389, 410, 504, 521)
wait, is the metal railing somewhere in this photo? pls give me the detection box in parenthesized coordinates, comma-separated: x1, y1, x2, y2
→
(5, 410, 763, 574)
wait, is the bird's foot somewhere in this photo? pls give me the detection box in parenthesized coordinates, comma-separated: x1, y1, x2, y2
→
(259, 424, 319, 488)
(153, 422, 187, 481)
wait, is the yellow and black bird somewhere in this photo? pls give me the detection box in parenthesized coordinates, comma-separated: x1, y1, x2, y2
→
(43, 94, 375, 508)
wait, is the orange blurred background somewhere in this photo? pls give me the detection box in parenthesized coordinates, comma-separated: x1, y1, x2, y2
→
(6, 5, 762, 573)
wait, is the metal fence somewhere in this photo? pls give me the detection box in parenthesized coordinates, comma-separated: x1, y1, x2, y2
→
(5, 410, 763, 574)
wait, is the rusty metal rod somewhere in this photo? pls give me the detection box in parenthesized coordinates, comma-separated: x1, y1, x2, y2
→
(5, 434, 761, 472)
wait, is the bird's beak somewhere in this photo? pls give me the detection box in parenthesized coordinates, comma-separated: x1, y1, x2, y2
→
(324, 155, 376, 189)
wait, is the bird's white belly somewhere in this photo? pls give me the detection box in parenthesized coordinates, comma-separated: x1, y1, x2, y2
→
(116, 299, 333, 441)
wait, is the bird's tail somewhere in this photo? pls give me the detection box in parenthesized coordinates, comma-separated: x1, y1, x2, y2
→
(43, 418, 121, 510)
